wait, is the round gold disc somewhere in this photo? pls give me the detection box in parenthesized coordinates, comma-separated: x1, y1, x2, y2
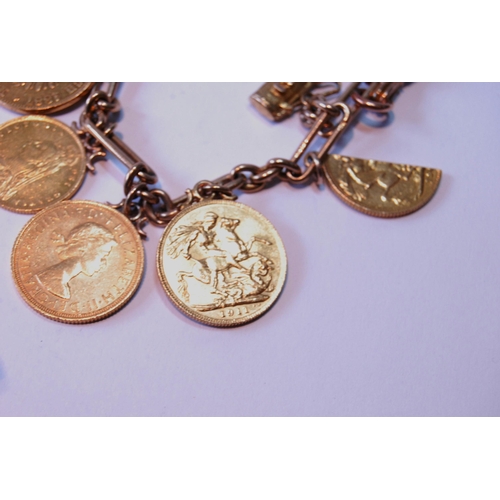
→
(0, 116, 87, 213)
(323, 154, 442, 218)
(12, 200, 144, 324)
(0, 83, 93, 114)
(157, 200, 287, 327)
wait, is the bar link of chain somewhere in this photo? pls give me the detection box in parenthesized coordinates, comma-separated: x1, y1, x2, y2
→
(72, 83, 121, 173)
(78, 83, 406, 238)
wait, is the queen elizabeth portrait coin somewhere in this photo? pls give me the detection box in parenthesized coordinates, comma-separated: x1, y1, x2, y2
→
(12, 200, 144, 324)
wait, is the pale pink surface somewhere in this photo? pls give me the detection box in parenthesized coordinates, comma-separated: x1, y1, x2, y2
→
(0, 83, 499, 416)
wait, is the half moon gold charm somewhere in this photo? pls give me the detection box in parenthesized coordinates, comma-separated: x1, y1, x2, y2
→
(0, 116, 87, 213)
(322, 154, 441, 218)
(157, 200, 287, 327)
(12, 200, 144, 324)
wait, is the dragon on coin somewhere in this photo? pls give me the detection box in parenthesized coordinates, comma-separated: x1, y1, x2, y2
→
(166, 212, 275, 311)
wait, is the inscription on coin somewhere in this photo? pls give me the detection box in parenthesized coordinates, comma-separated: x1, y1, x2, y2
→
(323, 154, 442, 217)
(157, 200, 287, 327)
(0, 83, 93, 114)
(12, 201, 144, 323)
(0, 116, 86, 213)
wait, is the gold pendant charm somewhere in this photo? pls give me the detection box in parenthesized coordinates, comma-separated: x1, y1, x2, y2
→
(0, 116, 87, 213)
(0, 83, 93, 114)
(157, 200, 287, 327)
(11, 201, 144, 324)
(322, 154, 441, 218)
(250, 82, 317, 122)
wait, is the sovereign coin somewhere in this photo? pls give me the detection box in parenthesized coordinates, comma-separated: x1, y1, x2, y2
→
(157, 200, 287, 327)
(12, 200, 144, 324)
(0, 116, 86, 213)
(0, 83, 93, 114)
(323, 154, 442, 218)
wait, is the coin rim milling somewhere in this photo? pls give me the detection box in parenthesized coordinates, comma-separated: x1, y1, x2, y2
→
(0, 83, 94, 114)
(0, 115, 87, 214)
(11, 200, 145, 324)
(323, 154, 442, 218)
(156, 200, 287, 327)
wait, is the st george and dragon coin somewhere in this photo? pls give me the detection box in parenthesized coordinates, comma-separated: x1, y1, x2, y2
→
(157, 200, 287, 327)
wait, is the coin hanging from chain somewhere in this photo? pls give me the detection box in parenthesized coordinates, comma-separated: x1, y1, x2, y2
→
(322, 154, 442, 218)
(157, 200, 287, 327)
(0, 116, 87, 213)
(11, 200, 144, 324)
(0, 82, 94, 114)
(2, 82, 443, 327)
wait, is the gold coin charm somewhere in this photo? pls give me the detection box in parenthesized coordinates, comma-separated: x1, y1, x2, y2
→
(12, 201, 144, 324)
(157, 200, 287, 327)
(0, 116, 87, 213)
(0, 83, 93, 114)
(323, 154, 442, 218)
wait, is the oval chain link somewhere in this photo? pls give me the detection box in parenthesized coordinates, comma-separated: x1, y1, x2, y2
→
(79, 83, 405, 236)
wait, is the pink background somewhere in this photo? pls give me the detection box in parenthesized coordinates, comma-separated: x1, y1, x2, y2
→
(0, 83, 499, 416)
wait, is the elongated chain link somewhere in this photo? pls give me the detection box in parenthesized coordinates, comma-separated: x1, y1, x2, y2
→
(77, 82, 405, 237)
(72, 83, 121, 173)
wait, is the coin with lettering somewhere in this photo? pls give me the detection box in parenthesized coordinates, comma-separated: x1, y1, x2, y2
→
(12, 201, 144, 324)
(323, 154, 442, 218)
(0, 116, 87, 213)
(0, 83, 93, 114)
(157, 200, 287, 327)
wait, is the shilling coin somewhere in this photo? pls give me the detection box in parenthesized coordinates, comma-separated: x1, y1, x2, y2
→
(12, 200, 144, 324)
(0, 116, 86, 213)
(157, 200, 287, 327)
(323, 154, 442, 218)
(0, 82, 93, 114)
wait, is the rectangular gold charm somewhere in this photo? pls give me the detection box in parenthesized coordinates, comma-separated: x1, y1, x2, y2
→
(250, 82, 316, 122)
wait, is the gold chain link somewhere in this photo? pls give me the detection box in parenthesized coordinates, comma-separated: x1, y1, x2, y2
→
(76, 82, 405, 237)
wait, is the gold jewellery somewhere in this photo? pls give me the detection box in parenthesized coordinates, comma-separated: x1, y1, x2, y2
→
(0, 82, 441, 327)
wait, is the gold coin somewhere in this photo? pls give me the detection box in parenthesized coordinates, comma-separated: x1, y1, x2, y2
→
(157, 200, 287, 327)
(0, 116, 86, 213)
(12, 200, 144, 324)
(323, 154, 442, 218)
(0, 83, 93, 114)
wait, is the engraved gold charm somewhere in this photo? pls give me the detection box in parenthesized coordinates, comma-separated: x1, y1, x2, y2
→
(322, 154, 442, 218)
(0, 116, 87, 213)
(11, 201, 144, 324)
(0, 83, 93, 114)
(157, 200, 287, 327)
(250, 82, 317, 122)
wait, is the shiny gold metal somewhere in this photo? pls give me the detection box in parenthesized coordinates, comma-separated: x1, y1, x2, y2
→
(0, 83, 94, 114)
(157, 200, 287, 327)
(3, 83, 441, 326)
(0, 116, 86, 213)
(250, 82, 317, 122)
(11, 200, 144, 324)
(84, 83, 438, 234)
(322, 154, 442, 217)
